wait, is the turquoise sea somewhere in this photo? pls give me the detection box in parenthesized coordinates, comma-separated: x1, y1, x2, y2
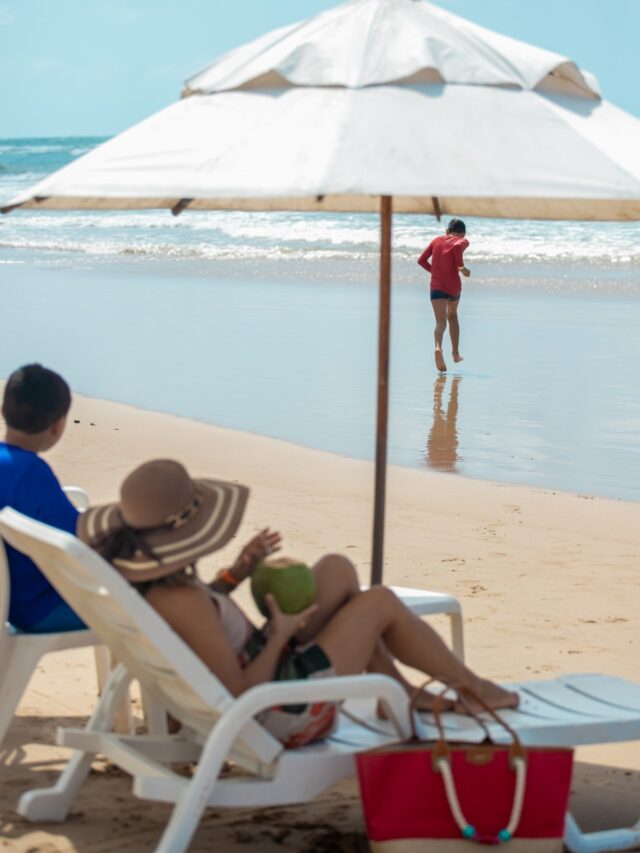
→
(1, 137, 639, 500)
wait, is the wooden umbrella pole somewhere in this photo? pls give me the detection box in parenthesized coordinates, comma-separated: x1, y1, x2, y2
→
(370, 195, 392, 585)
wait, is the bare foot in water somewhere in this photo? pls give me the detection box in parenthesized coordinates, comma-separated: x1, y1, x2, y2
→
(435, 348, 447, 372)
(452, 352, 463, 363)
(455, 679, 520, 715)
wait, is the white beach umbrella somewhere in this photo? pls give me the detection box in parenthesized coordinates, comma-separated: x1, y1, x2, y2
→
(4, 0, 640, 582)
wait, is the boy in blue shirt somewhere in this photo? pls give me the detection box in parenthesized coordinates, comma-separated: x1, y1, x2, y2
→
(1, 364, 84, 632)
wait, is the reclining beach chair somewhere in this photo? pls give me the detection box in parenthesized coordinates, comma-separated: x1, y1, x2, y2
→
(0, 507, 639, 853)
(0, 487, 118, 749)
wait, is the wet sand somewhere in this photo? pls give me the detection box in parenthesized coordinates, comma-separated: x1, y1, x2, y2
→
(1, 252, 640, 500)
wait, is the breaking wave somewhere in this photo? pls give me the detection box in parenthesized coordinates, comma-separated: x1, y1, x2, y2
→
(1, 137, 639, 274)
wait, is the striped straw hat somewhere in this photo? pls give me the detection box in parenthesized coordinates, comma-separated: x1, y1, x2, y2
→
(77, 459, 249, 580)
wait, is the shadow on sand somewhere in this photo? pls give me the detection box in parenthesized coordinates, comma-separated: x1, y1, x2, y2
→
(1, 715, 639, 851)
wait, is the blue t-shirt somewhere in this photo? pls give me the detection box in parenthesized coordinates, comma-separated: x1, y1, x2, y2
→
(0, 442, 79, 629)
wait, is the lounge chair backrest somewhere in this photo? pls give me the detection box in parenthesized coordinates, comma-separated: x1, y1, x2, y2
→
(0, 508, 282, 769)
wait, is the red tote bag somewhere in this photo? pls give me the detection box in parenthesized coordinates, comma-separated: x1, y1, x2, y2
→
(356, 687, 573, 852)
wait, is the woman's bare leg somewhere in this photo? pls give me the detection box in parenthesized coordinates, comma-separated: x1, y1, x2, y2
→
(315, 587, 518, 710)
(294, 554, 360, 644)
(297, 556, 447, 710)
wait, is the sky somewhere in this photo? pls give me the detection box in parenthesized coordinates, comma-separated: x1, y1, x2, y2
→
(1, 0, 639, 138)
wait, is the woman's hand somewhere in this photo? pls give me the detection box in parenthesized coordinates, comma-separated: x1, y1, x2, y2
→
(265, 594, 318, 646)
(231, 528, 282, 581)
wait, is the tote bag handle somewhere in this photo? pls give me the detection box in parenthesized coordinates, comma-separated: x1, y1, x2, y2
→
(410, 682, 527, 844)
(435, 743, 527, 844)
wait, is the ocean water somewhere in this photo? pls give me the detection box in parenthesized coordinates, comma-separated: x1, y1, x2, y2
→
(1, 137, 639, 501)
(2, 137, 639, 276)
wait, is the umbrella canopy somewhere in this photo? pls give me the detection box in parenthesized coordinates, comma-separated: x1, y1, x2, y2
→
(3, 0, 640, 583)
(3, 0, 640, 218)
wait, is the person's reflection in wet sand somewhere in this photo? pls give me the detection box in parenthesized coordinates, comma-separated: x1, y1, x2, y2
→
(426, 375, 461, 472)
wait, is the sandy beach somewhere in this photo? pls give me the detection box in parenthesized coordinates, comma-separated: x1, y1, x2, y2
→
(1, 389, 639, 851)
(2, 0, 640, 845)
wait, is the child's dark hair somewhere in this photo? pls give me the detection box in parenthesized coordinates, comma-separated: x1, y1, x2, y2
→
(447, 218, 466, 235)
(2, 364, 71, 434)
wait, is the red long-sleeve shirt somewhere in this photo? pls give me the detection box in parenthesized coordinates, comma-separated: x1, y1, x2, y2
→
(418, 234, 469, 297)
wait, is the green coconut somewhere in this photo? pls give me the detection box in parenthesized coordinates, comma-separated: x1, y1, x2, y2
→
(251, 557, 316, 617)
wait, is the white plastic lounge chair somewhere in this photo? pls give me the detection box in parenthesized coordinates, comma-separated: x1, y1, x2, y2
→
(0, 487, 117, 748)
(0, 508, 639, 853)
(61, 486, 90, 512)
(0, 539, 113, 747)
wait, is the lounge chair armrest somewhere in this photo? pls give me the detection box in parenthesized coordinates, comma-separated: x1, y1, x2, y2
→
(224, 674, 411, 737)
(63, 486, 90, 512)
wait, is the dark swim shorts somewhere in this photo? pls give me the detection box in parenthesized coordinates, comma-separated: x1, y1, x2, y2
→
(431, 290, 460, 302)
(242, 628, 338, 748)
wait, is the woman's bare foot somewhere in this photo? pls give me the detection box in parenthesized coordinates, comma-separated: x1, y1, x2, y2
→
(455, 679, 519, 714)
(452, 352, 463, 363)
(435, 349, 447, 372)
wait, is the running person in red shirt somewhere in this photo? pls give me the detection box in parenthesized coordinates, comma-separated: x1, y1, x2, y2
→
(418, 218, 470, 372)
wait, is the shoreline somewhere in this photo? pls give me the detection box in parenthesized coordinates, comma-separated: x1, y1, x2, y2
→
(4, 378, 640, 510)
(51, 385, 640, 506)
(1, 389, 639, 849)
(2, 258, 640, 504)
(2, 244, 640, 292)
